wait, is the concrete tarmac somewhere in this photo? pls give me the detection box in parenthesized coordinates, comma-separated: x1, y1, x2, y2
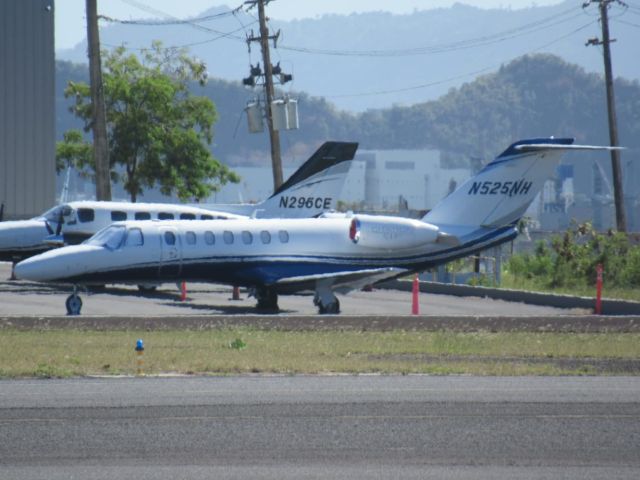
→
(1, 376, 639, 480)
(0, 262, 587, 316)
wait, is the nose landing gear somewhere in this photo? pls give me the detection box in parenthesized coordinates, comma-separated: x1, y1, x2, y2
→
(65, 286, 83, 315)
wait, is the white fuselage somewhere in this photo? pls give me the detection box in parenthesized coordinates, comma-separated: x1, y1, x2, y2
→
(15, 215, 489, 291)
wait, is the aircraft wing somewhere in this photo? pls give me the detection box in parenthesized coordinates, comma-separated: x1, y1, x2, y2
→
(273, 267, 408, 294)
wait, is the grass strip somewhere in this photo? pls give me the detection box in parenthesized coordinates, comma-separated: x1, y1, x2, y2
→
(500, 272, 640, 302)
(1, 329, 639, 378)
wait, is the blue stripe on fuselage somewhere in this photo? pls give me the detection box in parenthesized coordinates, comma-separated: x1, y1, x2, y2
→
(59, 225, 517, 287)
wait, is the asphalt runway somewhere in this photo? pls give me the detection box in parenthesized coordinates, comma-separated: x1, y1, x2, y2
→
(1, 376, 639, 480)
(0, 262, 586, 316)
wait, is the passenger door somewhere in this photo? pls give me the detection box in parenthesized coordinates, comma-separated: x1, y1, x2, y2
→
(159, 227, 182, 279)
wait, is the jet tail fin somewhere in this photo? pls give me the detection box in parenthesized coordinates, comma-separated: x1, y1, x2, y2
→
(423, 138, 620, 229)
(254, 141, 358, 218)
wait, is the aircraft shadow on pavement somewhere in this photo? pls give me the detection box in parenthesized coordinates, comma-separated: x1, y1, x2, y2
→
(159, 300, 295, 315)
(0, 279, 72, 296)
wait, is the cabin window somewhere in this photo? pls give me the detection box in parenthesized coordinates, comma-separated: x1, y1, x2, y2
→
(111, 211, 127, 221)
(223, 231, 234, 244)
(204, 231, 215, 245)
(260, 231, 271, 244)
(77, 208, 95, 223)
(185, 231, 196, 245)
(158, 212, 174, 220)
(278, 230, 289, 243)
(242, 231, 253, 245)
(135, 212, 151, 220)
(200, 214, 214, 220)
(126, 228, 144, 247)
(180, 213, 196, 220)
(164, 231, 176, 246)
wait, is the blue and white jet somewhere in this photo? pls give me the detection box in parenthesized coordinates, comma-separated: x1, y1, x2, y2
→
(15, 138, 618, 314)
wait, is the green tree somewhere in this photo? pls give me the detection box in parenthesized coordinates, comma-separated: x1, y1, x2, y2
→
(55, 130, 92, 174)
(61, 42, 238, 202)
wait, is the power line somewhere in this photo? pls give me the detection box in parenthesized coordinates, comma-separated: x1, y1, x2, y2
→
(100, 7, 242, 25)
(321, 21, 597, 99)
(279, 7, 583, 57)
(102, 23, 256, 52)
(613, 17, 640, 27)
(105, 4, 584, 59)
(115, 0, 248, 42)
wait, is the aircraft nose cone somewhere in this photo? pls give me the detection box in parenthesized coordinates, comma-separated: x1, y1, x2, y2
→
(14, 256, 54, 282)
(0, 220, 48, 249)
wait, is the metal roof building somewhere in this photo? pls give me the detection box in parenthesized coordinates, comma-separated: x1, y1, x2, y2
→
(0, 0, 55, 220)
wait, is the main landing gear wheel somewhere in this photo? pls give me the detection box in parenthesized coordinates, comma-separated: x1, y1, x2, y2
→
(255, 286, 279, 312)
(137, 284, 158, 293)
(313, 284, 341, 315)
(318, 297, 340, 314)
(65, 293, 83, 316)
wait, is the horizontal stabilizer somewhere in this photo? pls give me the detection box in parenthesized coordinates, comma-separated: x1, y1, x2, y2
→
(514, 144, 624, 152)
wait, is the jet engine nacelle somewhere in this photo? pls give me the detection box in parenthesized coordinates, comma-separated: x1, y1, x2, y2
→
(348, 215, 440, 249)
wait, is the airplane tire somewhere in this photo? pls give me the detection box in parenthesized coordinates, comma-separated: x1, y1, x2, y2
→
(65, 294, 83, 316)
(319, 298, 340, 315)
(137, 284, 158, 293)
(256, 287, 279, 311)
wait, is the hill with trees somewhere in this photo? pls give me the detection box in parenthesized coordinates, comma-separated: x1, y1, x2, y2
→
(56, 53, 640, 171)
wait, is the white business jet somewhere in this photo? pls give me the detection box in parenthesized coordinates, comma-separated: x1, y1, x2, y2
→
(0, 141, 357, 263)
(15, 138, 617, 315)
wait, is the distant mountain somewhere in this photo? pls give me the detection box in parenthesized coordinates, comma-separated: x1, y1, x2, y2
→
(56, 53, 640, 184)
(56, 1, 640, 111)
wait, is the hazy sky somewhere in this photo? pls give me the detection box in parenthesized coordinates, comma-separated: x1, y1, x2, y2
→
(55, 0, 564, 50)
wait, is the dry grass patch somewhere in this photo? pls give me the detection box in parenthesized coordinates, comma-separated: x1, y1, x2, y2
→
(1, 329, 639, 377)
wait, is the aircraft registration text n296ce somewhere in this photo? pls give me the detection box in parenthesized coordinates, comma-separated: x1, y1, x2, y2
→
(279, 196, 332, 209)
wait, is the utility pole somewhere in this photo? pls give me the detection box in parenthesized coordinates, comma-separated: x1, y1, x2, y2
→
(244, 0, 283, 190)
(584, 0, 626, 231)
(86, 0, 112, 201)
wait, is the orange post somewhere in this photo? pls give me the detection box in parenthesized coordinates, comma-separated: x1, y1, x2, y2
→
(232, 286, 241, 300)
(411, 274, 420, 315)
(181, 281, 187, 301)
(595, 263, 603, 315)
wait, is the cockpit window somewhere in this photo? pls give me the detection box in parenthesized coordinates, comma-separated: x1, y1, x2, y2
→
(77, 208, 95, 223)
(86, 225, 126, 250)
(42, 205, 73, 223)
(125, 228, 144, 247)
(158, 212, 174, 220)
(135, 211, 151, 220)
(180, 213, 196, 220)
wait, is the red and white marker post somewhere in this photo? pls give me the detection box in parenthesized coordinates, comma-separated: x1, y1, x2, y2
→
(411, 274, 420, 315)
(595, 263, 603, 315)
